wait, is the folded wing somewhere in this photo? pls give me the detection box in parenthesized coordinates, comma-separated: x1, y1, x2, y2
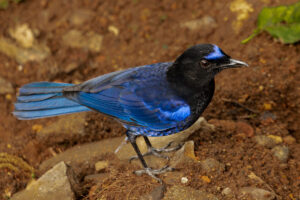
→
(64, 62, 191, 131)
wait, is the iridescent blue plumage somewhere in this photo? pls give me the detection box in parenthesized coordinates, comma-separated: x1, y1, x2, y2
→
(64, 62, 192, 136)
(204, 45, 225, 60)
(14, 62, 193, 136)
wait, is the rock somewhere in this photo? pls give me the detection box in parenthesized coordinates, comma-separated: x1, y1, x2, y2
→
(253, 135, 279, 148)
(39, 137, 123, 173)
(222, 187, 232, 196)
(170, 141, 197, 167)
(271, 145, 289, 163)
(164, 186, 218, 200)
(12, 162, 76, 200)
(0, 36, 50, 64)
(69, 9, 94, 26)
(116, 117, 214, 169)
(209, 119, 236, 132)
(267, 135, 282, 144)
(200, 158, 225, 174)
(41, 118, 213, 172)
(62, 30, 103, 52)
(239, 187, 275, 200)
(95, 161, 108, 172)
(37, 113, 87, 144)
(248, 171, 265, 184)
(117, 117, 214, 161)
(108, 25, 119, 36)
(9, 24, 35, 48)
(283, 135, 296, 145)
(140, 185, 165, 200)
(236, 121, 254, 137)
(201, 175, 211, 183)
(148, 117, 214, 149)
(181, 177, 189, 184)
(181, 16, 217, 31)
(209, 119, 254, 137)
(0, 77, 13, 94)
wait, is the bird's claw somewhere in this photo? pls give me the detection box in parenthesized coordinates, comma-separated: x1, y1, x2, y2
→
(129, 142, 183, 162)
(134, 165, 174, 183)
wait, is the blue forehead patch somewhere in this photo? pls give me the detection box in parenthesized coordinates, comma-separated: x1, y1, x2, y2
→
(204, 45, 225, 60)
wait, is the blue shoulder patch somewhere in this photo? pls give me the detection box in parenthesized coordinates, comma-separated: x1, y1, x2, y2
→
(160, 105, 190, 122)
(204, 45, 225, 60)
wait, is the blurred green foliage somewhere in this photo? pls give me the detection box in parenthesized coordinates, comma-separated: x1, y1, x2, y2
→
(243, 2, 300, 44)
(0, 0, 23, 9)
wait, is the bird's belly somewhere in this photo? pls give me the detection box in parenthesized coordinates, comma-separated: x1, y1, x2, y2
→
(122, 119, 194, 137)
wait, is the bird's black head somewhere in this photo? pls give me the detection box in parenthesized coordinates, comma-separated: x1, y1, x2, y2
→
(167, 44, 248, 88)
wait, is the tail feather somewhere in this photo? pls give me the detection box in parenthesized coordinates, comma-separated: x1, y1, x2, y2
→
(15, 97, 80, 111)
(14, 82, 90, 120)
(17, 93, 60, 102)
(13, 106, 89, 119)
(20, 82, 74, 95)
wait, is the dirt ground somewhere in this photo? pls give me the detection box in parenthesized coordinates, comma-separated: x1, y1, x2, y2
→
(0, 0, 299, 199)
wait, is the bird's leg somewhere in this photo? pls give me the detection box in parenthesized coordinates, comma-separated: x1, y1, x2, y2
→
(129, 136, 183, 162)
(144, 136, 183, 153)
(126, 131, 174, 183)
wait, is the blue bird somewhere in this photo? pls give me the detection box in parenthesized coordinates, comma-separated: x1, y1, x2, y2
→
(13, 44, 248, 183)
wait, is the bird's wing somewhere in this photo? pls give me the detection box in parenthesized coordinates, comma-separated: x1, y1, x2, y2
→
(64, 62, 191, 131)
(119, 85, 191, 130)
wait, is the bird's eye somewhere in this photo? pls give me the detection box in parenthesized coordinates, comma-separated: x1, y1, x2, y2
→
(199, 59, 210, 68)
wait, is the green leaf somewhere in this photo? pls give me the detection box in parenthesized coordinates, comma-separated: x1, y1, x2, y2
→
(257, 6, 287, 29)
(243, 2, 300, 44)
(266, 23, 300, 43)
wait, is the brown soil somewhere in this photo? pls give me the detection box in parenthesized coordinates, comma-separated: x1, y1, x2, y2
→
(0, 0, 299, 199)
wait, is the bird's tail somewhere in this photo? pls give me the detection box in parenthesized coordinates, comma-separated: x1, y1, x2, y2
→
(13, 82, 90, 120)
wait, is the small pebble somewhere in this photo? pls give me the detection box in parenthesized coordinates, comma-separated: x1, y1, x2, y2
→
(108, 25, 119, 36)
(240, 187, 275, 200)
(253, 135, 277, 148)
(5, 94, 12, 100)
(222, 187, 232, 196)
(181, 177, 188, 184)
(201, 175, 211, 183)
(200, 158, 225, 174)
(283, 135, 296, 145)
(271, 145, 289, 163)
(267, 135, 282, 144)
(236, 121, 254, 137)
(95, 161, 109, 171)
(32, 124, 43, 133)
(18, 65, 23, 71)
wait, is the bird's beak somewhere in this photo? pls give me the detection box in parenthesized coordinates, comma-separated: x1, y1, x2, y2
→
(221, 58, 249, 69)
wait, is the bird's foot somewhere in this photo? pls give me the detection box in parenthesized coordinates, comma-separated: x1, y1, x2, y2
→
(129, 142, 182, 162)
(134, 165, 174, 183)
